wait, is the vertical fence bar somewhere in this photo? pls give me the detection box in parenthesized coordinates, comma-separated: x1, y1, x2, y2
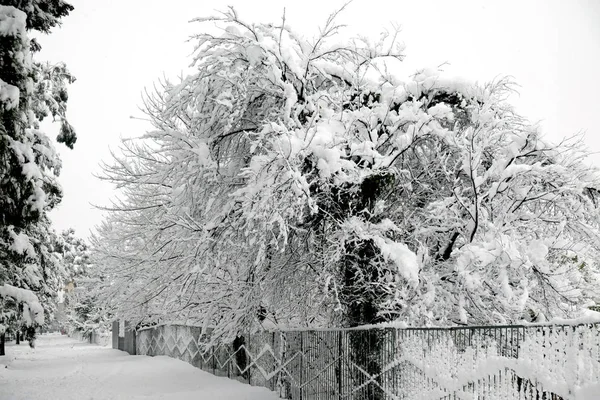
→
(338, 330, 343, 399)
(271, 331, 276, 392)
(299, 331, 303, 400)
(211, 344, 216, 375)
(247, 330, 252, 385)
(227, 340, 231, 379)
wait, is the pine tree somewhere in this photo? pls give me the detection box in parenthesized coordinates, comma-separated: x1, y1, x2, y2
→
(59, 229, 107, 337)
(0, 1, 75, 355)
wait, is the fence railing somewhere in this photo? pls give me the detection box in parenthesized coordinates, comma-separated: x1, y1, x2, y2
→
(131, 323, 599, 399)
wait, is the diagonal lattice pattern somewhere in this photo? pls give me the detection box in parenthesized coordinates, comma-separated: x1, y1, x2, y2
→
(134, 323, 600, 399)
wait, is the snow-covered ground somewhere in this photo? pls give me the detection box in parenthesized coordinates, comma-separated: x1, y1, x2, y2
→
(0, 333, 280, 400)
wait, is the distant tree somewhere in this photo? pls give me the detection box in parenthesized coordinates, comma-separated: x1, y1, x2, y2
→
(59, 229, 107, 336)
(0, 1, 75, 355)
(93, 7, 600, 348)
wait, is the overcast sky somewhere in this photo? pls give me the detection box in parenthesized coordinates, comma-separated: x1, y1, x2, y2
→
(37, 0, 600, 238)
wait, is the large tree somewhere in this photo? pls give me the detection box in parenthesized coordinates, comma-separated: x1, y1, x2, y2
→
(0, 1, 75, 354)
(93, 8, 600, 345)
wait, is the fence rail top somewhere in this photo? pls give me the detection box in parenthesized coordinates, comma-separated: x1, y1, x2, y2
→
(271, 322, 600, 333)
(131, 320, 600, 335)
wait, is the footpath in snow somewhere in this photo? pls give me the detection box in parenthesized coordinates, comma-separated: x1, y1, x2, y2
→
(0, 333, 280, 400)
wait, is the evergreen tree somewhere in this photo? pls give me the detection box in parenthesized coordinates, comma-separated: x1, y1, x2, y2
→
(0, 1, 74, 355)
(59, 229, 107, 337)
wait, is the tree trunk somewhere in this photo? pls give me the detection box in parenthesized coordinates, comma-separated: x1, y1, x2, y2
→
(15, 331, 20, 345)
(0, 332, 5, 356)
(341, 240, 386, 400)
(26, 326, 36, 348)
(233, 335, 248, 380)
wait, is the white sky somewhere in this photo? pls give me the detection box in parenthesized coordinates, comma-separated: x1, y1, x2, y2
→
(37, 0, 600, 238)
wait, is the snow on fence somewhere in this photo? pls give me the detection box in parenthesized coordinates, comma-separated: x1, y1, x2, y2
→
(133, 323, 600, 399)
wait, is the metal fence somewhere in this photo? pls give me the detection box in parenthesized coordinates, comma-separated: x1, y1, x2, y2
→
(135, 323, 600, 399)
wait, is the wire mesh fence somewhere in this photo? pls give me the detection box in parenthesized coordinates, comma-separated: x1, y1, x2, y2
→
(134, 323, 600, 399)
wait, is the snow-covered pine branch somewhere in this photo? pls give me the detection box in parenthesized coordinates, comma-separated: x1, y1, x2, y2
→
(0, 284, 44, 330)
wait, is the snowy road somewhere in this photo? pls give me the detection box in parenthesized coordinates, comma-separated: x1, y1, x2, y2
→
(0, 334, 280, 400)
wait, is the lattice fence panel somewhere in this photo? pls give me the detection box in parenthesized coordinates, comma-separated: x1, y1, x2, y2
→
(134, 323, 600, 399)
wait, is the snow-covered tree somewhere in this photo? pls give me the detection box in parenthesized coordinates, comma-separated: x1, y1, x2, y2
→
(0, 1, 75, 354)
(59, 229, 107, 336)
(93, 7, 600, 345)
(0, 216, 67, 347)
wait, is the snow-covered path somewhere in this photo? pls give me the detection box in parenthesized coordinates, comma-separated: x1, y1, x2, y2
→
(0, 334, 280, 400)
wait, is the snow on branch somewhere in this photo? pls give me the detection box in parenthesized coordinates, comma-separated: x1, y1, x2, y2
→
(92, 6, 600, 340)
(0, 284, 45, 326)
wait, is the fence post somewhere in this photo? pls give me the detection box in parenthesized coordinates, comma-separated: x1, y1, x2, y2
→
(112, 321, 119, 349)
(123, 321, 136, 355)
(338, 330, 343, 399)
(247, 330, 252, 385)
(271, 331, 276, 392)
(299, 332, 304, 400)
(132, 326, 137, 355)
(227, 341, 231, 379)
(199, 330, 204, 370)
(212, 345, 216, 375)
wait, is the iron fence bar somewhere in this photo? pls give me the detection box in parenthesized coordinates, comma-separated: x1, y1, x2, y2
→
(299, 331, 303, 400)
